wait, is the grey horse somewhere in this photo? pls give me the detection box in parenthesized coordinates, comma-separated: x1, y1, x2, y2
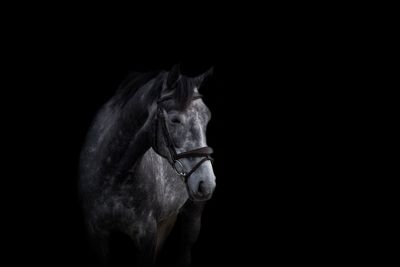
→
(79, 65, 216, 266)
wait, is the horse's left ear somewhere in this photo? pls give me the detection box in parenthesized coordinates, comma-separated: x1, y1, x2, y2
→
(193, 67, 214, 89)
(167, 64, 181, 89)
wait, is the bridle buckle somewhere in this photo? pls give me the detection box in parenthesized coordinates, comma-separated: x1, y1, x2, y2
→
(173, 159, 186, 177)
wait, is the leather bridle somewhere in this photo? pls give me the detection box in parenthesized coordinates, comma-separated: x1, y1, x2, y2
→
(153, 94, 214, 182)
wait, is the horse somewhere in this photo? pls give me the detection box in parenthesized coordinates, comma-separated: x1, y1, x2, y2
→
(79, 64, 216, 266)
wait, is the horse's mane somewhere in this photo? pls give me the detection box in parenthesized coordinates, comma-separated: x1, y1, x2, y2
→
(112, 71, 161, 108)
(112, 70, 196, 110)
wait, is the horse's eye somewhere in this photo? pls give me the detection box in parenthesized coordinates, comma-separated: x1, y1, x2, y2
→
(171, 117, 181, 124)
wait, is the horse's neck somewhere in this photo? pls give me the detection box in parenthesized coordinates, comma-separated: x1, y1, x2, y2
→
(112, 118, 153, 179)
(136, 147, 172, 184)
(110, 78, 163, 178)
(86, 100, 154, 183)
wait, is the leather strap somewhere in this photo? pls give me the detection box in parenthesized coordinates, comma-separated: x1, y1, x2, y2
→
(157, 94, 203, 104)
(175, 147, 214, 159)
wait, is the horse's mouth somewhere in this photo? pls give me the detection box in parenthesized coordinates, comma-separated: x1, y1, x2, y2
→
(188, 189, 213, 202)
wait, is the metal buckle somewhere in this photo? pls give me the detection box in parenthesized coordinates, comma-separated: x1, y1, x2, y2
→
(173, 160, 186, 176)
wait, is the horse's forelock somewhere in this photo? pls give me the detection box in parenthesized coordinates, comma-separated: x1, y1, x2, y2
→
(171, 77, 195, 110)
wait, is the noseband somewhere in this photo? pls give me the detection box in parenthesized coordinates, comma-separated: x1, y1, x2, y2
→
(154, 95, 214, 182)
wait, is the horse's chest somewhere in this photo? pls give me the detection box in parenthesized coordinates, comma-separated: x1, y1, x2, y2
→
(155, 177, 188, 218)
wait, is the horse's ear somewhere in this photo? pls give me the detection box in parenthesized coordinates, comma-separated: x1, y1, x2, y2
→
(167, 64, 181, 88)
(193, 66, 214, 89)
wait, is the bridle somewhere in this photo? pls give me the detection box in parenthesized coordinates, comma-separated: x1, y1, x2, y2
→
(153, 94, 214, 182)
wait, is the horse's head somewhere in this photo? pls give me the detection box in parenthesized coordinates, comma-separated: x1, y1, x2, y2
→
(152, 65, 216, 201)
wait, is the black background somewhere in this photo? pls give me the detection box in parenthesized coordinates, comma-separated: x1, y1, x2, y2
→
(3, 13, 387, 266)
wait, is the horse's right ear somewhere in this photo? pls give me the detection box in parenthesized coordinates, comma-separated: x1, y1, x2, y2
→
(166, 64, 181, 88)
(193, 66, 214, 89)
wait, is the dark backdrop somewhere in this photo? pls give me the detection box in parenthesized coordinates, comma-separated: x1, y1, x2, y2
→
(4, 23, 376, 266)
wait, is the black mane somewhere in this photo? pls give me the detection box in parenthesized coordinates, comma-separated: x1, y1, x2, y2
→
(112, 70, 196, 110)
(112, 71, 161, 108)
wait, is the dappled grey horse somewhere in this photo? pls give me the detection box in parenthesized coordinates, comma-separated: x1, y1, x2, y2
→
(79, 65, 216, 266)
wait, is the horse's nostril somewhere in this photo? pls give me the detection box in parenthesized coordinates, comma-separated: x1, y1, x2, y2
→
(198, 181, 208, 196)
